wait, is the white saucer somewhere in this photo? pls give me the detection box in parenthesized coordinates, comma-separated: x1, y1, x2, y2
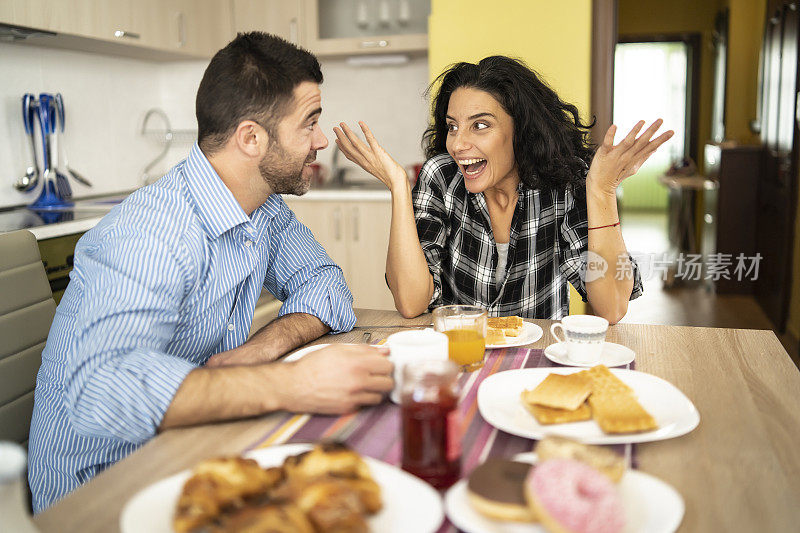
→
(544, 341, 635, 367)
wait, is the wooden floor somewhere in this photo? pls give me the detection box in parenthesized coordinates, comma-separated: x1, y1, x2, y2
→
(619, 210, 800, 367)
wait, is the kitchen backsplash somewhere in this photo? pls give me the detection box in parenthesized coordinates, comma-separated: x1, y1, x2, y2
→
(0, 41, 429, 210)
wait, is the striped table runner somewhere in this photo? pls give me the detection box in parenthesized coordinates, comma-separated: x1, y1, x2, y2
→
(245, 348, 635, 531)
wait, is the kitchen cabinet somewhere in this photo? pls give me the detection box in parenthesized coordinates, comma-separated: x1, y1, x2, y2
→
(283, 196, 396, 311)
(0, 0, 231, 59)
(165, 0, 233, 57)
(232, 0, 304, 45)
(1, 0, 161, 49)
(302, 0, 429, 56)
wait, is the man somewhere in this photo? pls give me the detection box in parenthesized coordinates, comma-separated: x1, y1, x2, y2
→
(27, 32, 393, 512)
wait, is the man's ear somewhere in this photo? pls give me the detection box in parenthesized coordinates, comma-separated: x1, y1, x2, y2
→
(233, 120, 268, 158)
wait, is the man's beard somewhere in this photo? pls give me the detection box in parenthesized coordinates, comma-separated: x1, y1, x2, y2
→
(258, 141, 313, 196)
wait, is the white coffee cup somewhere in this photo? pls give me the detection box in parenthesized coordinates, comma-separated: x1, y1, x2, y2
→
(385, 329, 449, 404)
(549, 315, 609, 365)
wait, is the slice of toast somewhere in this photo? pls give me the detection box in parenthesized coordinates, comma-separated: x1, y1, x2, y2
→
(487, 316, 524, 337)
(522, 400, 592, 424)
(581, 365, 658, 434)
(521, 373, 593, 411)
(588, 392, 658, 434)
(486, 328, 507, 345)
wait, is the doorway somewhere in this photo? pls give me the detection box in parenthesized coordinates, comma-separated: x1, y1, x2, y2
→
(613, 37, 699, 210)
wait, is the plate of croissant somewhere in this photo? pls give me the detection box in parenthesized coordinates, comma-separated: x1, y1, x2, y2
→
(120, 442, 444, 533)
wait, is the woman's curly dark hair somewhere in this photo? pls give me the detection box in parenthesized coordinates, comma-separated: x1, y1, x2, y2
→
(422, 56, 595, 191)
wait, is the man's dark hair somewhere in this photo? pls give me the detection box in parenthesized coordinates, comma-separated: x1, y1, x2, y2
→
(422, 56, 595, 191)
(196, 32, 323, 154)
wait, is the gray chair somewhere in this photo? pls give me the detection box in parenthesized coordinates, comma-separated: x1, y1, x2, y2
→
(0, 230, 56, 446)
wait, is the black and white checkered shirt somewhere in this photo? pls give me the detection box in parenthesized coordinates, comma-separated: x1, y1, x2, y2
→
(412, 154, 643, 319)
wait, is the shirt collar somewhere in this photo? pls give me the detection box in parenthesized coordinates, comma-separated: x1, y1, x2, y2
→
(248, 195, 283, 242)
(183, 143, 249, 239)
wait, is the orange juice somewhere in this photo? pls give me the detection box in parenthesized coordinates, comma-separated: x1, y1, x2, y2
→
(444, 329, 485, 370)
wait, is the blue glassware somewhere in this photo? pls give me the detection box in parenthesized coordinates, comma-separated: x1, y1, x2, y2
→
(30, 93, 73, 209)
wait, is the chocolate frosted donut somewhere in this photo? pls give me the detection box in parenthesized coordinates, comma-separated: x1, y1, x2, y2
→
(466, 460, 535, 522)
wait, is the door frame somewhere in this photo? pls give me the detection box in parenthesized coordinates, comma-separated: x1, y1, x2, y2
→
(756, 0, 800, 332)
(613, 33, 702, 164)
(591, 0, 617, 147)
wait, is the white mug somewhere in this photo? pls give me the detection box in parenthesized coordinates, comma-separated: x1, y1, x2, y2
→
(385, 329, 449, 404)
(550, 315, 609, 365)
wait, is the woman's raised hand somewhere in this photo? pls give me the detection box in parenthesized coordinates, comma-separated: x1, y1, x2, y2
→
(333, 121, 409, 192)
(586, 119, 674, 195)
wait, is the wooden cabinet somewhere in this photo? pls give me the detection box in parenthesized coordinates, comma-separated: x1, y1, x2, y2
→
(2, 0, 161, 48)
(231, 0, 303, 45)
(283, 196, 396, 311)
(302, 0, 428, 56)
(165, 0, 233, 57)
(0, 0, 232, 59)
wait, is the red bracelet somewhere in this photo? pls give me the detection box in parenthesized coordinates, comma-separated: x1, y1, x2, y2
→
(588, 221, 620, 230)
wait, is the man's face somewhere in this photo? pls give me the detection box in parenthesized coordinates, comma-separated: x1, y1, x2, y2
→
(258, 81, 329, 195)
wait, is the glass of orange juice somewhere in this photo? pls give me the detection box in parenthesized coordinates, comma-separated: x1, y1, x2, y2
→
(432, 305, 488, 372)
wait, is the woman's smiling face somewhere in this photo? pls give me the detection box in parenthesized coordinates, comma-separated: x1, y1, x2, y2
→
(445, 87, 517, 193)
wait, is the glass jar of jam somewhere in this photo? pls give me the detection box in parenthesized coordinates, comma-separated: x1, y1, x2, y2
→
(400, 359, 461, 489)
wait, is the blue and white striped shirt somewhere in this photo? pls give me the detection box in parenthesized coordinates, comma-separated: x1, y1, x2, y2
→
(27, 143, 356, 512)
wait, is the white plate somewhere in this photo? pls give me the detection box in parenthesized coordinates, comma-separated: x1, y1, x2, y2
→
(281, 343, 333, 362)
(477, 368, 699, 444)
(544, 342, 635, 367)
(486, 321, 544, 349)
(444, 453, 684, 533)
(120, 443, 444, 533)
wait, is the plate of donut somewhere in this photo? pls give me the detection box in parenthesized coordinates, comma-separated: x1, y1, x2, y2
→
(444, 437, 684, 533)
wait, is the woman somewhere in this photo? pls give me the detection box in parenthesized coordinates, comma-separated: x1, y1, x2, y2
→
(334, 56, 672, 322)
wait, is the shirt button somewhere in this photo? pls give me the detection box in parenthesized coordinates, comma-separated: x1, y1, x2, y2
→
(227, 323, 235, 331)
(244, 240, 252, 248)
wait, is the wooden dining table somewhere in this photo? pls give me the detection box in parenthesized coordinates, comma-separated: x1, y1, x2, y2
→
(34, 309, 800, 532)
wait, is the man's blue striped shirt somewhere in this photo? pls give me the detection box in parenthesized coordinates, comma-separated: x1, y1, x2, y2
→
(27, 143, 355, 511)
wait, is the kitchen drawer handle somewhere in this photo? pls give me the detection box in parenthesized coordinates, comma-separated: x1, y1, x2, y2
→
(114, 30, 140, 40)
(177, 12, 186, 48)
(333, 208, 342, 241)
(290, 18, 298, 44)
(360, 40, 389, 48)
(352, 207, 359, 241)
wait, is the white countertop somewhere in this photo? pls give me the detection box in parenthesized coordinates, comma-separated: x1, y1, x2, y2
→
(29, 216, 106, 240)
(289, 188, 391, 201)
(0, 195, 127, 240)
(1, 187, 391, 240)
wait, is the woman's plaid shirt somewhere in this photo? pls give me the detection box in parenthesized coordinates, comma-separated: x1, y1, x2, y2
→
(411, 154, 643, 319)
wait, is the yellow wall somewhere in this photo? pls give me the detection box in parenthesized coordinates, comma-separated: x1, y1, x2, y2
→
(724, 0, 765, 144)
(428, 0, 592, 122)
(428, 0, 592, 315)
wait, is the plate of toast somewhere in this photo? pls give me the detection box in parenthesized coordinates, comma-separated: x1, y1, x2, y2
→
(120, 442, 444, 533)
(477, 365, 699, 444)
(486, 316, 543, 348)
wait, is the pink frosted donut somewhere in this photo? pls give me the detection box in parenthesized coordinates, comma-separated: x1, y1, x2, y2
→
(524, 458, 625, 533)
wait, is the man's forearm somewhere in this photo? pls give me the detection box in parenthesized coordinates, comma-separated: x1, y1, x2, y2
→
(206, 312, 330, 367)
(160, 343, 395, 430)
(158, 363, 290, 430)
(251, 312, 330, 360)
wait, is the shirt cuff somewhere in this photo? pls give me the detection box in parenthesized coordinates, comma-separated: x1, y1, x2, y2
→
(279, 284, 356, 334)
